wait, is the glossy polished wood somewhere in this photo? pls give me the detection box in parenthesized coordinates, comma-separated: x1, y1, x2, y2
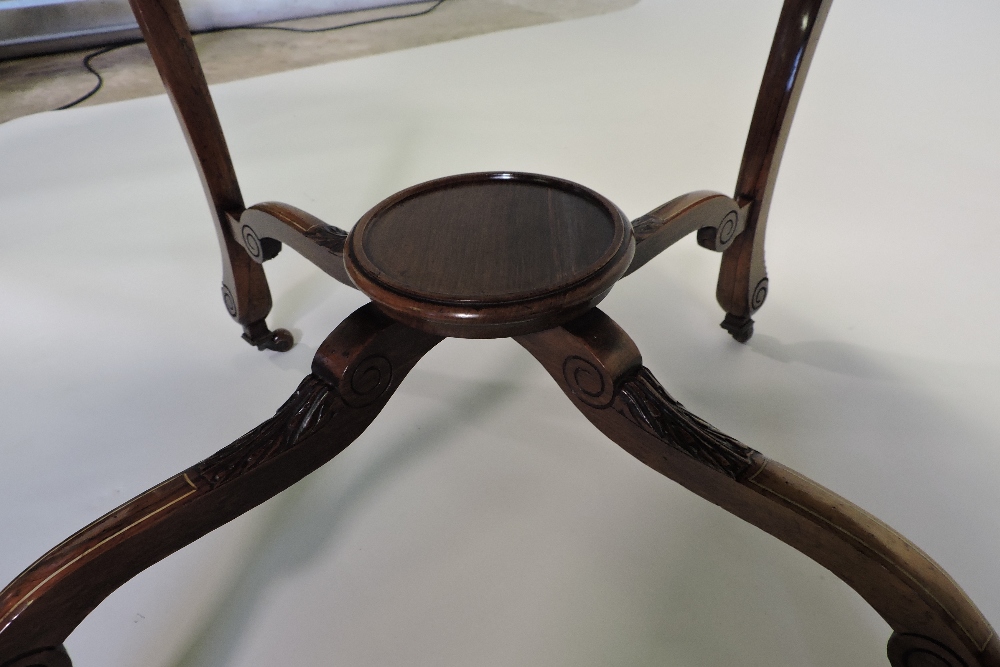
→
(346, 172, 634, 338)
(126, 0, 832, 346)
(234, 203, 355, 288)
(0, 305, 441, 667)
(7, 0, 998, 665)
(716, 0, 833, 341)
(625, 190, 748, 277)
(517, 310, 1000, 667)
(125, 0, 288, 350)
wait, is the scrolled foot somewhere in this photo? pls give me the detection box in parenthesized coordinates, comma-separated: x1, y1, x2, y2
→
(720, 312, 754, 343)
(242, 320, 294, 352)
(888, 633, 970, 667)
(1, 646, 72, 667)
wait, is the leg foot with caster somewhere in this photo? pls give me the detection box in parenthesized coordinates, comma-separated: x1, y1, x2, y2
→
(242, 319, 294, 351)
(720, 312, 754, 343)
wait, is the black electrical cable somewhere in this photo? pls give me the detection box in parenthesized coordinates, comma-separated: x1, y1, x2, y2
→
(55, 42, 132, 110)
(55, 0, 446, 111)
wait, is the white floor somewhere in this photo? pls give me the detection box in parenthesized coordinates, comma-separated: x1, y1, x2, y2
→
(2, 1, 1000, 666)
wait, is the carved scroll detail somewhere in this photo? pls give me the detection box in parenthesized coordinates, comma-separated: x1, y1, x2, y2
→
(342, 355, 392, 408)
(303, 224, 349, 252)
(614, 367, 758, 480)
(194, 375, 342, 489)
(563, 356, 614, 408)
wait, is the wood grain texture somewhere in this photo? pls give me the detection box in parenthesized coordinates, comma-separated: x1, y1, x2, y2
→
(517, 309, 1000, 667)
(624, 190, 748, 277)
(346, 172, 634, 338)
(716, 0, 833, 322)
(0, 305, 441, 667)
(127, 0, 274, 335)
(362, 179, 614, 299)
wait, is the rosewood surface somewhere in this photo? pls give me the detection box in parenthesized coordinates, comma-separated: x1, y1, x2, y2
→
(345, 172, 634, 338)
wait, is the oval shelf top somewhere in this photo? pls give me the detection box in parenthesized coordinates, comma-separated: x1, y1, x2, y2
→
(346, 172, 633, 338)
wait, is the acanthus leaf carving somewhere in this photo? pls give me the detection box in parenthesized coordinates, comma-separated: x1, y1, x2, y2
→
(615, 367, 759, 480)
(303, 224, 348, 253)
(193, 374, 342, 489)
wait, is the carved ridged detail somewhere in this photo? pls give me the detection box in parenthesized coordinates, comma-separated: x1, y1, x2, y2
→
(615, 367, 758, 479)
(194, 375, 341, 489)
(303, 224, 348, 251)
(629, 214, 661, 243)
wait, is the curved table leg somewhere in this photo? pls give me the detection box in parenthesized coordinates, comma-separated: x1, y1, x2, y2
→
(0, 304, 441, 667)
(127, 0, 292, 351)
(717, 0, 832, 342)
(516, 309, 999, 667)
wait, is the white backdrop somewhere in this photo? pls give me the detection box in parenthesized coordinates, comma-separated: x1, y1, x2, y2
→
(2, 1, 1000, 666)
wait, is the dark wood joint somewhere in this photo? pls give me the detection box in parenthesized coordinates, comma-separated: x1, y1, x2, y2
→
(239, 203, 354, 288)
(515, 308, 643, 410)
(517, 309, 761, 481)
(694, 201, 749, 252)
(311, 303, 442, 407)
(225, 210, 281, 263)
(625, 191, 747, 277)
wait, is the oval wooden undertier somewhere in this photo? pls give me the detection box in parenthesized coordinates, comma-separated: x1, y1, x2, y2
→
(345, 172, 634, 338)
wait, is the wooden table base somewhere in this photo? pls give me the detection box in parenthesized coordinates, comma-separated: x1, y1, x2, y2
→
(1, 305, 996, 667)
(4, 0, 995, 664)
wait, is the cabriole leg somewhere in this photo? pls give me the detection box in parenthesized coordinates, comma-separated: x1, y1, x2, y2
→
(0, 304, 441, 667)
(516, 309, 1000, 667)
(717, 0, 832, 342)
(127, 0, 290, 350)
